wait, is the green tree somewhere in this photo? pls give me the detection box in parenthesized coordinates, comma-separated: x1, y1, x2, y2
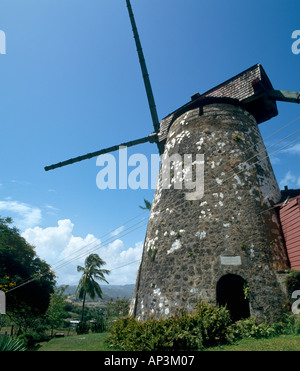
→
(0, 216, 56, 319)
(76, 254, 110, 322)
(46, 285, 68, 336)
(107, 298, 130, 317)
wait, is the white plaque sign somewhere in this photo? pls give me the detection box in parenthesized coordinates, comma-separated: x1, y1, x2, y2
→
(220, 256, 241, 265)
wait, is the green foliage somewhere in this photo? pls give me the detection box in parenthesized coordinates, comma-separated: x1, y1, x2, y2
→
(0, 216, 56, 317)
(0, 313, 9, 333)
(147, 247, 158, 260)
(139, 199, 152, 211)
(46, 286, 69, 336)
(232, 134, 245, 143)
(76, 253, 110, 322)
(107, 301, 300, 351)
(76, 321, 90, 335)
(15, 314, 50, 348)
(107, 301, 232, 351)
(227, 313, 300, 343)
(91, 316, 107, 333)
(107, 298, 130, 317)
(227, 317, 276, 341)
(0, 335, 27, 351)
(272, 313, 300, 336)
(243, 283, 251, 300)
(283, 270, 300, 297)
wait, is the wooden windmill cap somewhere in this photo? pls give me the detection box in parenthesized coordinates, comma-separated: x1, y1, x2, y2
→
(158, 64, 278, 143)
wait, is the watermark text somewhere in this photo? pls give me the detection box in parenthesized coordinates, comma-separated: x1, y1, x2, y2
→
(95, 147, 204, 200)
(292, 290, 300, 314)
(291, 30, 300, 55)
(0, 290, 5, 314)
(0, 30, 6, 54)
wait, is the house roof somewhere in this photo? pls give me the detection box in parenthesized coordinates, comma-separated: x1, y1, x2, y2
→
(279, 188, 300, 204)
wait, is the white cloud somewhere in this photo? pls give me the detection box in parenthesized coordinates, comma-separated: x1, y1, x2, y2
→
(283, 142, 300, 156)
(22, 219, 143, 286)
(23, 219, 76, 262)
(279, 171, 300, 189)
(0, 200, 42, 230)
(269, 156, 281, 165)
(11, 180, 32, 186)
(110, 225, 125, 237)
(45, 204, 59, 211)
(101, 240, 143, 285)
(44, 204, 59, 216)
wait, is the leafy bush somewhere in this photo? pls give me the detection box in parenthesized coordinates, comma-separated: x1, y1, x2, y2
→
(281, 270, 300, 312)
(18, 328, 50, 348)
(272, 313, 300, 336)
(76, 321, 90, 335)
(192, 301, 232, 347)
(107, 301, 232, 351)
(107, 298, 300, 351)
(13, 316, 50, 348)
(227, 317, 276, 341)
(0, 335, 27, 351)
(284, 270, 300, 297)
(91, 316, 107, 333)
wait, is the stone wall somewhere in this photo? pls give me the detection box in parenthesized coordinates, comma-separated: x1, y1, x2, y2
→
(130, 103, 289, 322)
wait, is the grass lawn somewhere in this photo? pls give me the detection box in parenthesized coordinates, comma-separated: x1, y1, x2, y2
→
(206, 335, 300, 351)
(38, 332, 300, 351)
(38, 332, 117, 351)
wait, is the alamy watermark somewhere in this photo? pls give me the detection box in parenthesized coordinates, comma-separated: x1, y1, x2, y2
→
(0, 30, 6, 54)
(95, 146, 204, 201)
(0, 290, 5, 314)
(291, 30, 300, 55)
(292, 290, 300, 315)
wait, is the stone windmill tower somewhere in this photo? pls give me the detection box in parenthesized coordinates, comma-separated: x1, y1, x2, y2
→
(130, 65, 299, 323)
(45, 2, 300, 322)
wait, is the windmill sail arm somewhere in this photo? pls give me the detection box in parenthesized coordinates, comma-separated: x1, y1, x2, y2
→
(266, 90, 300, 104)
(44, 133, 158, 171)
(126, 0, 161, 143)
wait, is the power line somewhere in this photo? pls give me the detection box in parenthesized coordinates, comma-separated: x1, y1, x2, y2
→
(5, 213, 148, 293)
(52, 218, 148, 271)
(211, 136, 300, 194)
(159, 134, 299, 221)
(227, 127, 300, 178)
(48, 134, 300, 288)
(6, 133, 299, 293)
(109, 259, 141, 272)
(111, 135, 300, 292)
(263, 116, 300, 141)
(48, 118, 300, 283)
(5, 117, 300, 293)
(35, 123, 300, 280)
(50, 215, 148, 271)
(6, 219, 148, 294)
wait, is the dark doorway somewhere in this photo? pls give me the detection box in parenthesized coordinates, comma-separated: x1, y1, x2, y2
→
(216, 274, 250, 321)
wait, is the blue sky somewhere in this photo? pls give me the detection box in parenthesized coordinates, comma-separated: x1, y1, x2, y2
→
(0, 0, 299, 286)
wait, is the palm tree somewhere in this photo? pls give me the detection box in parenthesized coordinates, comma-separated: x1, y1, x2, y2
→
(76, 253, 110, 322)
(139, 199, 152, 211)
